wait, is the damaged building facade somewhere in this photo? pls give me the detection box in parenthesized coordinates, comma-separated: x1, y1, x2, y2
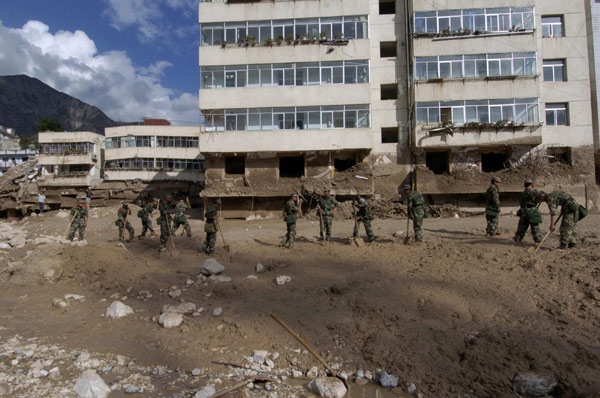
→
(198, 0, 410, 217)
(198, 0, 599, 215)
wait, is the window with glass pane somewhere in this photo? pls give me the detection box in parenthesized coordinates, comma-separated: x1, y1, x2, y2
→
(439, 62, 451, 78)
(345, 65, 357, 84)
(332, 65, 343, 83)
(308, 111, 320, 129)
(542, 16, 563, 37)
(260, 67, 272, 86)
(452, 107, 464, 124)
(545, 103, 568, 125)
(248, 66, 260, 86)
(333, 111, 344, 128)
(261, 113, 273, 130)
(322, 112, 333, 128)
(321, 67, 332, 84)
(543, 59, 566, 82)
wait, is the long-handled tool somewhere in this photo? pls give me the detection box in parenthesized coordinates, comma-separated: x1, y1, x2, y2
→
(529, 214, 563, 253)
(64, 213, 76, 238)
(318, 209, 328, 246)
(166, 215, 176, 250)
(403, 216, 411, 244)
(270, 313, 348, 389)
(351, 203, 359, 246)
(216, 220, 230, 252)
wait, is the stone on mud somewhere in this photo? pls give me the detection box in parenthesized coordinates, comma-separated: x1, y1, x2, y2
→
(513, 372, 558, 397)
(73, 370, 111, 398)
(378, 371, 399, 388)
(162, 302, 196, 314)
(106, 301, 134, 319)
(194, 385, 216, 398)
(201, 258, 225, 276)
(308, 377, 347, 398)
(158, 312, 183, 328)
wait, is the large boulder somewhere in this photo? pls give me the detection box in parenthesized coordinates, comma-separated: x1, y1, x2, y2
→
(308, 377, 347, 398)
(73, 370, 111, 398)
(159, 312, 183, 328)
(200, 258, 225, 276)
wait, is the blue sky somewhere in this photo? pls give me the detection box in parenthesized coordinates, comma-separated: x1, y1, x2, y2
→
(0, 0, 200, 124)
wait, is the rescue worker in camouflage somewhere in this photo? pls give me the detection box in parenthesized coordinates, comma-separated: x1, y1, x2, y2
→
(158, 195, 174, 251)
(202, 199, 221, 254)
(171, 199, 192, 237)
(403, 185, 427, 242)
(513, 180, 543, 243)
(541, 190, 580, 249)
(353, 196, 374, 242)
(280, 193, 300, 248)
(138, 199, 156, 238)
(116, 202, 134, 242)
(317, 188, 338, 241)
(67, 199, 88, 241)
(485, 177, 502, 237)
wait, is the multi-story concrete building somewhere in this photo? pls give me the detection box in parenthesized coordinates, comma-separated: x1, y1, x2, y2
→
(198, 0, 409, 217)
(586, 0, 600, 180)
(37, 131, 105, 187)
(410, 0, 596, 197)
(0, 126, 36, 176)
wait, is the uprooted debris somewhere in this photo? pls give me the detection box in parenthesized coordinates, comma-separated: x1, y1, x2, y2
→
(0, 159, 41, 213)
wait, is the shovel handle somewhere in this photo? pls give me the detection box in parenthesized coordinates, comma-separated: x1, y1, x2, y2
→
(270, 313, 335, 376)
(534, 214, 563, 252)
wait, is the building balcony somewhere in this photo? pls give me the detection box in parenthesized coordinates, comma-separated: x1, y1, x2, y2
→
(414, 76, 539, 102)
(104, 169, 205, 183)
(199, 84, 370, 109)
(105, 147, 201, 161)
(415, 122, 543, 148)
(38, 152, 96, 165)
(200, 128, 372, 153)
(38, 172, 96, 187)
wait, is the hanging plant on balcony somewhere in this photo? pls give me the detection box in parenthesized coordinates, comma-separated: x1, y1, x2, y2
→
(265, 37, 273, 46)
(221, 40, 227, 48)
(247, 35, 256, 46)
(237, 37, 245, 46)
(286, 35, 294, 45)
(277, 34, 284, 45)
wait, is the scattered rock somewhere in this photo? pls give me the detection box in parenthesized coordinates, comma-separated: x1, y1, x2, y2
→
(255, 263, 265, 273)
(209, 275, 232, 283)
(306, 366, 319, 378)
(308, 377, 347, 398)
(212, 307, 223, 316)
(106, 301, 134, 319)
(53, 298, 68, 308)
(201, 258, 225, 276)
(162, 302, 196, 314)
(379, 371, 399, 388)
(274, 276, 291, 285)
(158, 312, 183, 328)
(392, 231, 404, 238)
(406, 382, 417, 395)
(513, 372, 558, 397)
(191, 368, 201, 376)
(168, 289, 182, 298)
(354, 377, 368, 386)
(292, 370, 303, 378)
(194, 385, 216, 398)
(73, 370, 111, 398)
(252, 350, 269, 364)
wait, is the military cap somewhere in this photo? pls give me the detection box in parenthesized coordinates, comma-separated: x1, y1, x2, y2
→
(524, 179, 534, 187)
(402, 184, 412, 190)
(324, 188, 331, 192)
(491, 177, 501, 183)
(291, 192, 298, 197)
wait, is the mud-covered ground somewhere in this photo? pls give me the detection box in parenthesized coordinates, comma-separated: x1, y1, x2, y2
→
(0, 207, 599, 398)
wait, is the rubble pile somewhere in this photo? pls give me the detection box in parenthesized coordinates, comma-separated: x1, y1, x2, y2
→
(0, 159, 41, 214)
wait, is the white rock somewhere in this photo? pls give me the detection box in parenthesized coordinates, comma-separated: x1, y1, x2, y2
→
(306, 366, 319, 378)
(201, 258, 225, 276)
(291, 370, 303, 378)
(65, 294, 85, 301)
(192, 368, 201, 376)
(513, 372, 558, 397)
(186, 279, 195, 285)
(55, 211, 69, 218)
(194, 385, 216, 398)
(308, 377, 347, 398)
(252, 350, 269, 364)
(73, 370, 111, 398)
(255, 263, 265, 273)
(162, 302, 196, 314)
(271, 352, 280, 360)
(53, 298, 68, 309)
(265, 359, 275, 368)
(378, 371, 398, 388)
(274, 276, 291, 285)
(209, 275, 232, 283)
(168, 289, 182, 298)
(0, 242, 11, 249)
(406, 382, 417, 395)
(212, 307, 223, 316)
(106, 301, 134, 319)
(158, 312, 183, 328)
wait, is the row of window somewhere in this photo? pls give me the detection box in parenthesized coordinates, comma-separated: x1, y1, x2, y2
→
(414, 7, 535, 34)
(416, 99, 569, 126)
(201, 61, 369, 89)
(105, 136, 199, 149)
(200, 16, 368, 46)
(416, 98, 540, 125)
(416, 53, 536, 81)
(106, 158, 205, 171)
(203, 105, 370, 131)
(40, 142, 92, 154)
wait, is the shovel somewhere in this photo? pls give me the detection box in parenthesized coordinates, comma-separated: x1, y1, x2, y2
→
(528, 214, 562, 253)
(270, 313, 348, 389)
(64, 213, 76, 238)
(403, 216, 411, 244)
(217, 222, 230, 252)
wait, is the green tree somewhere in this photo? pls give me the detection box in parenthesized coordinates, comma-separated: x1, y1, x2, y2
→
(38, 118, 64, 132)
(19, 135, 39, 150)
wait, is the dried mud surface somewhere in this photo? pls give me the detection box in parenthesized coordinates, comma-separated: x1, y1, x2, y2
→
(1, 207, 600, 397)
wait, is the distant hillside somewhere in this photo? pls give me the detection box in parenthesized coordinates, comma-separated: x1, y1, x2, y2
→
(0, 75, 123, 136)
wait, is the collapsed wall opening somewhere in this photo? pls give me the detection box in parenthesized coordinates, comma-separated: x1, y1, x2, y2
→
(380, 84, 398, 100)
(381, 127, 399, 143)
(426, 151, 449, 175)
(481, 152, 508, 172)
(379, 0, 396, 15)
(547, 147, 572, 165)
(279, 155, 305, 178)
(380, 41, 397, 58)
(225, 155, 245, 175)
(334, 152, 357, 172)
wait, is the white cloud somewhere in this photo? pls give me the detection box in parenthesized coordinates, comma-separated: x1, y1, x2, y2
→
(0, 20, 199, 124)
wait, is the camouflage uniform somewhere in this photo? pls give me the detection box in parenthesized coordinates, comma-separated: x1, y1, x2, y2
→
(353, 198, 374, 242)
(116, 206, 134, 242)
(281, 198, 298, 248)
(138, 202, 155, 237)
(202, 205, 218, 253)
(513, 188, 543, 243)
(485, 184, 501, 236)
(158, 199, 174, 247)
(406, 190, 426, 242)
(318, 195, 338, 241)
(545, 191, 579, 247)
(171, 200, 192, 237)
(67, 204, 88, 241)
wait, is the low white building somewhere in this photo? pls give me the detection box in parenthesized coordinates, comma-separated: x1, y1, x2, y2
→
(37, 131, 105, 187)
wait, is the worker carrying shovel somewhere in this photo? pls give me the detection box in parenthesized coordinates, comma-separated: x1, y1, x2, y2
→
(202, 198, 222, 254)
(352, 196, 374, 243)
(67, 199, 88, 241)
